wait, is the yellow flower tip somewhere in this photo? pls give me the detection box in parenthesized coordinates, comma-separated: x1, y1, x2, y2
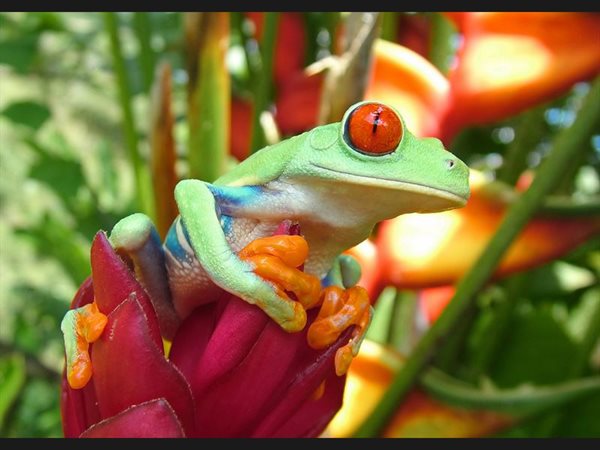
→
(383, 390, 512, 438)
(325, 340, 403, 437)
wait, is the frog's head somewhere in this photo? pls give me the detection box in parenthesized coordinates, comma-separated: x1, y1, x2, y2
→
(286, 101, 470, 216)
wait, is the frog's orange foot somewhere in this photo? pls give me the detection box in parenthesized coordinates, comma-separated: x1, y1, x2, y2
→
(61, 301, 107, 389)
(239, 235, 322, 311)
(307, 285, 373, 376)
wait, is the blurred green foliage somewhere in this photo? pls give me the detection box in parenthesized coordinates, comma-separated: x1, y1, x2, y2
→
(0, 12, 599, 437)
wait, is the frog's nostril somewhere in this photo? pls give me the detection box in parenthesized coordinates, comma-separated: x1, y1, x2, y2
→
(445, 158, 456, 170)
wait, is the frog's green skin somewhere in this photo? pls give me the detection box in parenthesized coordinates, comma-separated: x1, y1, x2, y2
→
(108, 101, 470, 336)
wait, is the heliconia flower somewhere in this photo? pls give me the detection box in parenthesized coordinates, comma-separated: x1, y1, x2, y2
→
(439, 12, 600, 142)
(364, 39, 449, 139)
(373, 170, 600, 289)
(61, 227, 352, 437)
(324, 340, 512, 437)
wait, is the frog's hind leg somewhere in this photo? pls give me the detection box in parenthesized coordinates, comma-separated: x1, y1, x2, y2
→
(307, 254, 373, 376)
(110, 213, 180, 339)
(322, 253, 363, 289)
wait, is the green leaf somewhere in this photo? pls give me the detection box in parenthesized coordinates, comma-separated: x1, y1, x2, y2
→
(24, 12, 66, 33)
(0, 354, 26, 430)
(3, 378, 62, 437)
(489, 308, 577, 387)
(26, 139, 85, 209)
(552, 391, 600, 436)
(523, 261, 596, 300)
(1, 101, 50, 130)
(15, 214, 91, 286)
(0, 34, 39, 72)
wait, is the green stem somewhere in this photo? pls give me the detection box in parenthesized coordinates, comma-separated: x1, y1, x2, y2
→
(249, 12, 279, 154)
(431, 301, 477, 373)
(497, 104, 547, 186)
(421, 367, 600, 417)
(428, 12, 455, 75)
(389, 290, 418, 355)
(365, 287, 396, 345)
(104, 12, 153, 217)
(133, 12, 156, 93)
(353, 76, 600, 437)
(539, 195, 600, 216)
(187, 13, 230, 182)
(380, 12, 397, 42)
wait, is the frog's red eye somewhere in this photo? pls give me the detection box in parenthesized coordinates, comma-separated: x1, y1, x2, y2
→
(345, 103, 403, 155)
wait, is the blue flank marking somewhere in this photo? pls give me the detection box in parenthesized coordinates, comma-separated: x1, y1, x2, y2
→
(206, 184, 262, 215)
(220, 214, 233, 235)
(165, 218, 189, 261)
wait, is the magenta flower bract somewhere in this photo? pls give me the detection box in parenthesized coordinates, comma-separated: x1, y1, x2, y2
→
(61, 230, 350, 437)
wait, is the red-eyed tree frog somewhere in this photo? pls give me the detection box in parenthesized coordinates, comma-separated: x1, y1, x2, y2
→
(62, 101, 470, 389)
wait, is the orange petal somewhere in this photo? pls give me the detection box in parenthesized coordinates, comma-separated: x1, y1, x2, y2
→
(376, 170, 600, 288)
(365, 39, 450, 138)
(275, 39, 450, 139)
(324, 340, 510, 437)
(324, 340, 403, 437)
(383, 389, 511, 438)
(440, 12, 600, 142)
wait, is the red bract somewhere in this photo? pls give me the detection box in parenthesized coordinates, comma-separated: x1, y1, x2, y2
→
(245, 12, 307, 89)
(61, 230, 350, 437)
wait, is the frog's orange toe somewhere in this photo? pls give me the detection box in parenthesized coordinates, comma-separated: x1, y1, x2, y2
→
(62, 301, 107, 390)
(307, 285, 373, 376)
(239, 235, 322, 310)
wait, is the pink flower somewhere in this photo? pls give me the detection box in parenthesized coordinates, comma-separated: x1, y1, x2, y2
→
(61, 228, 351, 437)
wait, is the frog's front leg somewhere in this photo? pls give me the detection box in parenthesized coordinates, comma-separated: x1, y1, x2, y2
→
(174, 179, 313, 332)
(109, 213, 180, 338)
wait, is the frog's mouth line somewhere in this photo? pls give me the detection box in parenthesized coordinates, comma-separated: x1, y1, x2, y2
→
(311, 163, 469, 205)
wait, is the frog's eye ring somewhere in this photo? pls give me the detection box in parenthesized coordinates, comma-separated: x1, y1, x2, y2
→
(344, 103, 403, 155)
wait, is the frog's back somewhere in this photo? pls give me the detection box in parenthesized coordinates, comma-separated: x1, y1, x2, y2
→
(215, 132, 307, 187)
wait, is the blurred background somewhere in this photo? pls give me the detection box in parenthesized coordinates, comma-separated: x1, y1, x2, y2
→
(0, 12, 599, 437)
